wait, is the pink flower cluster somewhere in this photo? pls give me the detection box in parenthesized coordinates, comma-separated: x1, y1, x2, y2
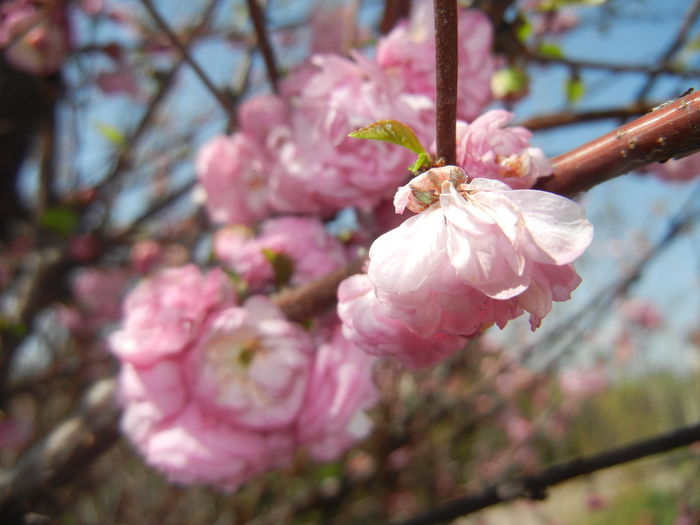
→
(376, 0, 494, 122)
(454, 110, 552, 189)
(0, 0, 71, 75)
(648, 152, 700, 183)
(339, 166, 593, 368)
(196, 5, 494, 222)
(110, 265, 377, 489)
(214, 216, 349, 292)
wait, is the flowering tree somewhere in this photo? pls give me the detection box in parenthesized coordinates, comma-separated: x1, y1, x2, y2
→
(1, 0, 699, 523)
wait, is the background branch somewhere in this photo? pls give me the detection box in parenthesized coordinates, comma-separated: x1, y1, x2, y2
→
(392, 420, 700, 525)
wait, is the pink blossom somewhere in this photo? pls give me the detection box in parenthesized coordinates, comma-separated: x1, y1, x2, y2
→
(648, 153, 700, 183)
(0, 0, 70, 75)
(238, 93, 290, 146)
(116, 296, 312, 488)
(455, 111, 552, 189)
(618, 298, 662, 329)
(559, 368, 607, 398)
(109, 265, 236, 366)
(296, 325, 378, 461)
(310, 2, 358, 56)
(214, 217, 348, 291)
(366, 166, 592, 339)
(337, 274, 468, 368)
(96, 61, 145, 101)
(376, 1, 494, 122)
(269, 52, 432, 215)
(195, 134, 271, 226)
(114, 290, 378, 489)
(130, 240, 163, 274)
(72, 267, 129, 322)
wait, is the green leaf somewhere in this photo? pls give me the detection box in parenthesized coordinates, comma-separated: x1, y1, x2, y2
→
(349, 119, 428, 156)
(537, 41, 564, 59)
(565, 75, 586, 104)
(535, 0, 607, 10)
(40, 207, 79, 236)
(408, 152, 431, 175)
(516, 18, 533, 43)
(262, 249, 294, 288)
(95, 122, 126, 147)
(491, 67, 529, 99)
(0, 318, 27, 338)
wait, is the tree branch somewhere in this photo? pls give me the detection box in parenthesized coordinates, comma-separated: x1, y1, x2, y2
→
(635, 0, 700, 101)
(245, 0, 279, 93)
(391, 420, 700, 525)
(516, 102, 652, 131)
(140, 0, 237, 119)
(0, 378, 120, 516)
(433, 0, 458, 165)
(535, 89, 700, 197)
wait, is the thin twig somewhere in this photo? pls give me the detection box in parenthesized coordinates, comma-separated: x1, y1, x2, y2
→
(526, 50, 700, 78)
(140, 0, 237, 119)
(0, 379, 120, 515)
(391, 420, 700, 525)
(516, 102, 653, 131)
(433, 0, 458, 165)
(245, 0, 279, 93)
(635, 0, 700, 101)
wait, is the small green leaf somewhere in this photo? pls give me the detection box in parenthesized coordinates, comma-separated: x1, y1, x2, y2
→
(491, 67, 529, 99)
(516, 18, 533, 43)
(565, 75, 585, 104)
(408, 152, 431, 175)
(40, 207, 78, 236)
(262, 249, 294, 288)
(537, 41, 564, 59)
(0, 318, 27, 338)
(535, 0, 607, 10)
(349, 119, 428, 156)
(95, 122, 126, 147)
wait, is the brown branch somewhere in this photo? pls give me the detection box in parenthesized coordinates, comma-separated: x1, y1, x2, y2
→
(0, 378, 120, 515)
(391, 420, 700, 525)
(140, 0, 237, 119)
(635, 0, 700, 101)
(525, 51, 700, 78)
(535, 89, 700, 197)
(516, 102, 653, 131)
(245, 0, 279, 93)
(379, 0, 412, 34)
(98, 0, 220, 195)
(433, 0, 458, 165)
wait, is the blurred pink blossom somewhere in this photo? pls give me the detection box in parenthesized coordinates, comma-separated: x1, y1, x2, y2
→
(72, 267, 129, 323)
(0, 0, 71, 75)
(455, 111, 552, 189)
(109, 265, 236, 366)
(130, 240, 163, 274)
(296, 325, 378, 461)
(270, 52, 432, 215)
(112, 269, 377, 489)
(310, 1, 358, 55)
(214, 217, 348, 291)
(559, 368, 607, 398)
(96, 61, 145, 101)
(648, 153, 700, 183)
(376, 1, 494, 122)
(362, 166, 592, 344)
(618, 298, 663, 329)
(196, 134, 271, 226)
